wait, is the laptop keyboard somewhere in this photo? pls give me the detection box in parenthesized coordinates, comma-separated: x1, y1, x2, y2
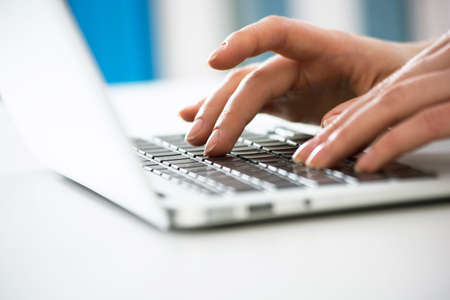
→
(133, 129, 434, 195)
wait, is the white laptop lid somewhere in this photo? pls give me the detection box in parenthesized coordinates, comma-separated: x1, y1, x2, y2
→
(0, 0, 169, 229)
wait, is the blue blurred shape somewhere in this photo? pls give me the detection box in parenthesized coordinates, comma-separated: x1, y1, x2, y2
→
(233, 0, 288, 28)
(232, 0, 288, 63)
(67, 0, 158, 83)
(362, 0, 410, 42)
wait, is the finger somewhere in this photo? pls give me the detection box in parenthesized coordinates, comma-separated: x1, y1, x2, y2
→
(293, 95, 364, 163)
(304, 68, 450, 168)
(185, 64, 257, 145)
(204, 56, 299, 156)
(179, 98, 206, 122)
(208, 15, 341, 70)
(294, 37, 450, 162)
(322, 115, 338, 128)
(395, 36, 450, 80)
(355, 100, 450, 172)
(321, 96, 362, 127)
(294, 87, 388, 164)
(401, 30, 450, 70)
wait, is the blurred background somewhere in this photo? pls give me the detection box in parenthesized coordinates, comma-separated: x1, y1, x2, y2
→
(67, 0, 450, 84)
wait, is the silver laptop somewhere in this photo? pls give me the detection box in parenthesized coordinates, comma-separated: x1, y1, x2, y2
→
(1, 0, 449, 230)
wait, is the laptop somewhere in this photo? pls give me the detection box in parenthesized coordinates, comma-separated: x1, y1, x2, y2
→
(1, 0, 449, 230)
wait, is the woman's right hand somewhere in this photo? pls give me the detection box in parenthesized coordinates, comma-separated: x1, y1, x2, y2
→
(179, 16, 429, 156)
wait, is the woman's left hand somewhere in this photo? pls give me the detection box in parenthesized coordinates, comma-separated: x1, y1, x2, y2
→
(294, 31, 450, 172)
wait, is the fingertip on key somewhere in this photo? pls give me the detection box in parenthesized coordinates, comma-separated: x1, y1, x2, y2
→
(204, 129, 221, 155)
(304, 143, 328, 168)
(185, 118, 204, 142)
(354, 150, 377, 173)
(292, 141, 314, 164)
(292, 149, 305, 163)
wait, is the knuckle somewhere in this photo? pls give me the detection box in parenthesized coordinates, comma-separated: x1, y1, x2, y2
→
(226, 68, 247, 82)
(328, 127, 350, 146)
(227, 30, 242, 43)
(410, 49, 433, 66)
(259, 15, 288, 51)
(243, 68, 268, 87)
(385, 83, 407, 102)
(434, 30, 450, 48)
(419, 107, 449, 139)
(429, 31, 450, 54)
(443, 29, 450, 42)
(261, 15, 284, 24)
(442, 43, 450, 55)
(249, 67, 267, 80)
(376, 83, 407, 109)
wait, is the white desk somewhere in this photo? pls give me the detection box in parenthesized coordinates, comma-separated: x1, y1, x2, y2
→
(1, 80, 450, 300)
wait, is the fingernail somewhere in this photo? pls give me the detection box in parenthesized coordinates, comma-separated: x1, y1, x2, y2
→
(322, 116, 337, 128)
(208, 40, 229, 62)
(305, 143, 326, 168)
(292, 140, 314, 163)
(205, 129, 220, 154)
(186, 118, 204, 141)
(292, 154, 304, 164)
(292, 144, 308, 163)
(354, 166, 363, 173)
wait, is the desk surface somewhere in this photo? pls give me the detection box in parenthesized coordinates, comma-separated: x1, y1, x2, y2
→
(1, 80, 450, 300)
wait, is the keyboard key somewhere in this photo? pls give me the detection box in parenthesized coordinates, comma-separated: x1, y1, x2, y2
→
(166, 158, 199, 165)
(134, 130, 433, 195)
(240, 153, 276, 160)
(156, 155, 188, 161)
(263, 146, 298, 151)
(382, 163, 435, 179)
(330, 161, 386, 182)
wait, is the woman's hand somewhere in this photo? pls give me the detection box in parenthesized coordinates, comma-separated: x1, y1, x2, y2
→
(178, 16, 428, 158)
(293, 31, 450, 172)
